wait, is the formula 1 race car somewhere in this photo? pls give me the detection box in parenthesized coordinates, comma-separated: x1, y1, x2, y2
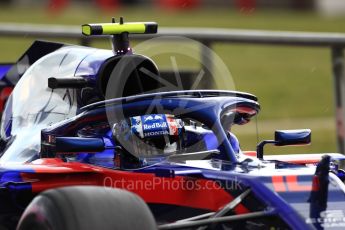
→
(1, 19, 345, 230)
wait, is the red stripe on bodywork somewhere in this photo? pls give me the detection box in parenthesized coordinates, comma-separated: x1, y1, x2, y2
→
(271, 175, 312, 192)
(243, 151, 256, 157)
(22, 160, 250, 213)
(21, 172, 101, 192)
(100, 171, 249, 213)
(286, 175, 312, 192)
(243, 152, 321, 165)
(272, 176, 287, 192)
(283, 159, 319, 165)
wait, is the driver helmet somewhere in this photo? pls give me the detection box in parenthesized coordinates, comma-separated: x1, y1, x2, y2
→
(113, 114, 184, 160)
(113, 113, 241, 166)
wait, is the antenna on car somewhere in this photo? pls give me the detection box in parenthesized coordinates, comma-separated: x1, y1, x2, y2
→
(82, 18, 158, 56)
(112, 16, 131, 55)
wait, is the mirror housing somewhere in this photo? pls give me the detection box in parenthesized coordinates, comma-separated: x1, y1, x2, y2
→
(55, 137, 105, 153)
(41, 137, 105, 157)
(256, 129, 311, 159)
(275, 129, 311, 146)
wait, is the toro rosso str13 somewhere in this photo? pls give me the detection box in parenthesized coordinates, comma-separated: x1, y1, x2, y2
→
(1, 19, 345, 230)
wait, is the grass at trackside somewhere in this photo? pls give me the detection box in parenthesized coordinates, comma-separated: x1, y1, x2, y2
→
(214, 44, 335, 119)
(1, 6, 345, 61)
(0, 6, 345, 32)
(0, 6, 344, 153)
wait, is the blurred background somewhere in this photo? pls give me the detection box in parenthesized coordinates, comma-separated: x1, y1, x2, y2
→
(0, 0, 345, 154)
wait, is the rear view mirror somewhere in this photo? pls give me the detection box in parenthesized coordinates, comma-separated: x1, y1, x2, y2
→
(41, 136, 106, 158)
(256, 129, 311, 159)
(275, 129, 311, 146)
(55, 137, 105, 153)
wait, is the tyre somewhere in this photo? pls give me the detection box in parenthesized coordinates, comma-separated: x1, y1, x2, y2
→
(17, 186, 157, 230)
